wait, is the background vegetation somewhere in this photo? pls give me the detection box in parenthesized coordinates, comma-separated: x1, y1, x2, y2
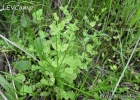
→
(0, 0, 140, 100)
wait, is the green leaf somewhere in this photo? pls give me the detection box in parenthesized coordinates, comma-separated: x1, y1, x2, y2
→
(101, 8, 107, 12)
(53, 13, 59, 21)
(65, 68, 73, 74)
(83, 15, 88, 20)
(50, 21, 59, 35)
(0, 74, 12, 92)
(71, 58, 81, 69)
(52, 60, 57, 67)
(21, 16, 27, 27)
(40, 78, 48, 85)
(45, 71, 49, 75)
(34, 37, 44, 53)
(67, 23, 79, 31)
(60, 5, 69, 15)
(38, 30, 46, 38)
(94, 15, 99, 21)
(60, 89, 69, 99)
(60, 5, 68, 11)
(61, 91, 68, 100)
(0, 74, 17, 99)
(69, 33, 76, 41)
(65, 15, 72, 23)
(130, 8, 140, 27)
(90, 21, 96, 27)
(32, 9, 43, 24)
(50, 21, 57, 29)
(50, 77, 55, 82)
(52, 42, 60, 51)
(61, 44, 69, 52)
(83, 30, 89, 36)
(0, 74, 16, 99)
(79, 64, 87, 71)
(86, 44, 93, 53)
(20, 85, 34, 95)
(70, 72, 77, 80)
(0, 39, 5, 46)
(20, 15, 30, 27)
(94, 93, 100, 99)
(60, 73, 67, 78)
(58, 21, 65, 30)
(31, 65, 39, 71)
(110, 65, 117, 70)
(28, 45, 35, 52)
(63, 10, 70, 16)
(40, 91, 50, 97)
(64, 55, 73, 65)
(93, 38, 101, 46)
(15, 60, 31, 70)
(39, 61, 47, 67)
(15, 73, 26, 82)
(83, 37, 90, 43)
(67, 91, 75, 99)
(12, 16, 18, 23)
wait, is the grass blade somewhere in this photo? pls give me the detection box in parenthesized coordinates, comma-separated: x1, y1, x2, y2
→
(110, 36, 140, 100)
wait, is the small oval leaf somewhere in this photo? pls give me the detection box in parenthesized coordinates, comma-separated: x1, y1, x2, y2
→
(65, 68, 73, 74)
(15, 60, 31, 70)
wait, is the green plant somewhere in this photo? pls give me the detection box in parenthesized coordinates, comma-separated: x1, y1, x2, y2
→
(1, 1, 140, 100)
(7, 5, 95, 99)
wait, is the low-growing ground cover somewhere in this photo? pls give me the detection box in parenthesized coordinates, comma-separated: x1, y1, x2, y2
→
(0, 0, 140, 100)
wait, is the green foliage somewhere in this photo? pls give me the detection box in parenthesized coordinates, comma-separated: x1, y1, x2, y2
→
(129, 8, 140, 27)
(0, 74, 16, 100)
(20, 15, 30, 28)
(15, 60, 31, 70)
(0, 0, 140, 100)
(32, 9, 43, 24)
(6, 5, 99, 99)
